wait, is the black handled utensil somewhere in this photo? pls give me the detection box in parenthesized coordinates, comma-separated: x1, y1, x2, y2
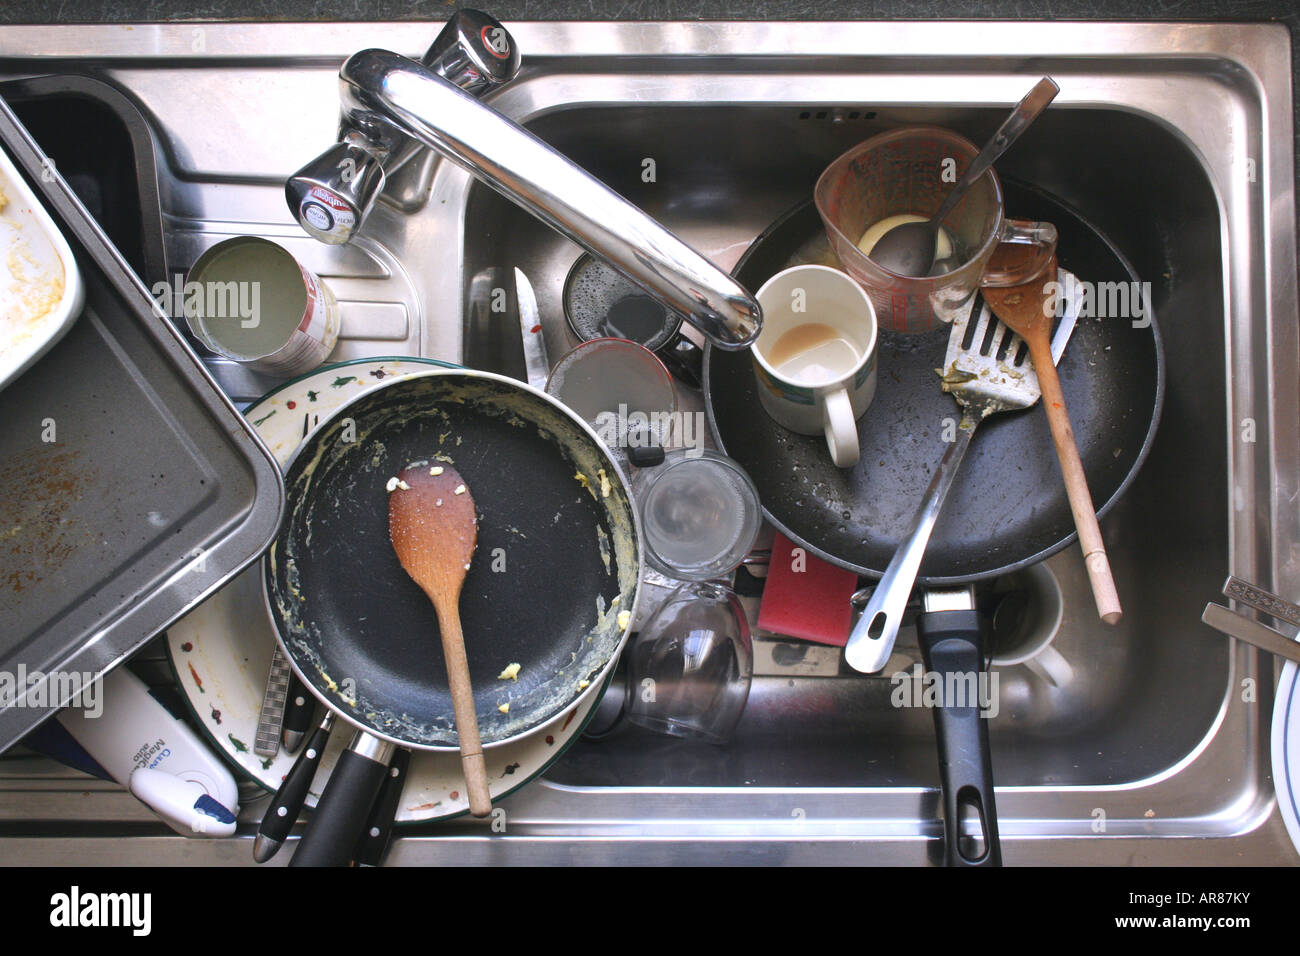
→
(351, 747, 412, 867)
(254, 711, 334, 863)
(281, 671, 314, 754)
(916, 588, 1001, 866)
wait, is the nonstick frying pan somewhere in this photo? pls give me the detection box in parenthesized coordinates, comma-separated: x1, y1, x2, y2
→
(706, 184, 1163, 582)
(264, 370, 641, 865)
(704, 181, 1164, 864)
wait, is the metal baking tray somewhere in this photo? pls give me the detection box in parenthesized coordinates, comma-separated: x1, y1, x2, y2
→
(0, 95, 285, 753)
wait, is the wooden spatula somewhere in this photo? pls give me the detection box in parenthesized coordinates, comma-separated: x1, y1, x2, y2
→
(982, 254, 1123, 625)
(388, 462, 492, 816)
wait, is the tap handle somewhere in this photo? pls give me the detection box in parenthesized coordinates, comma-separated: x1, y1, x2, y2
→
(285, 138, 386, 245)
(423, 9, 521, 96)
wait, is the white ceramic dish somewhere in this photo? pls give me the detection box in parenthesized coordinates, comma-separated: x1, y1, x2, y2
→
(0, 143, 84, 390)
(166, 357, 602, 822)
(1271, 659, 1300, 859)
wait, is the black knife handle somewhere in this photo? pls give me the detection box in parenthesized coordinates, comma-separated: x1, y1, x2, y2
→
(916, 608, 1002, 867)
(351, 748, 412, 867)
(289, 731, 394, 868)
(254, 712, 334, 863)
(281, 672, 315, 754)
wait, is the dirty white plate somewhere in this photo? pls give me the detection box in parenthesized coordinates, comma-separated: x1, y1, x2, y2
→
(0, 143, 84, 390)
(1272, 659, 1300, 859)
(166, 357, 602, 822)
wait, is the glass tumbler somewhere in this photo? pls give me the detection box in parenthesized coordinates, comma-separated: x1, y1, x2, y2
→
(814, 126, 1056, 334)
(625, 581, 753, 743)
(633, 449, 763, 581)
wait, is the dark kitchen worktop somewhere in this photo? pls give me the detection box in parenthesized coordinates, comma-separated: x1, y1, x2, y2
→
(2, 0, 1294, 23)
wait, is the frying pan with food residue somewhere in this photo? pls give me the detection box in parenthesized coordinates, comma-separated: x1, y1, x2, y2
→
(264, 370, 641, 865)
(704, 184, 1163, 866)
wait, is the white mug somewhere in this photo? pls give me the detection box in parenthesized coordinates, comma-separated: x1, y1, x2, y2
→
(990, 562, 1074, 688)
(752, 265, 879, 468)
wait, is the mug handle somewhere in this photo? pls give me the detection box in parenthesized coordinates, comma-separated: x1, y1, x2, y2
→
(981, 219, 1058, 288)
(1023, 645, 1074, 688)
(822, 387, 860, 468)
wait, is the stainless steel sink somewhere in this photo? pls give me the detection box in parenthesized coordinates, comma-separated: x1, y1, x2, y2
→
(0, 19, 1296, 865)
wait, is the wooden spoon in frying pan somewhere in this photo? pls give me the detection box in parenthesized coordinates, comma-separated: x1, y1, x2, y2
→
(388, 462, 492, 817)
(982, 253, 1123, 626)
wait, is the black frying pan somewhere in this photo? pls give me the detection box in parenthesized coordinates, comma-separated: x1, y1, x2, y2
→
(706, 183, 1163, 582)
(265, 370, 641, 865)
(705, 182, 1164, 865)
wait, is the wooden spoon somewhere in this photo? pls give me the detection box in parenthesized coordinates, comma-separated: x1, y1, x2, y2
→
(388, 462, 492, 816)
(982, 254, 1123, 626)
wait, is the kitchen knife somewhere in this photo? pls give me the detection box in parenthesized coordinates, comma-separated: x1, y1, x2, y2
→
(254, 711, 335, 863)
(281, 671, 314, 753)
(351, 747, 412, 867)
(516, 266, 549, 389)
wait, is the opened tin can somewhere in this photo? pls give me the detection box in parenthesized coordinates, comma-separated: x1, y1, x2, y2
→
(183, 236, 339, 375)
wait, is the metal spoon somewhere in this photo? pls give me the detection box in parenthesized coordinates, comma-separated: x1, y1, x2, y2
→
(868, 77, 1060, 277)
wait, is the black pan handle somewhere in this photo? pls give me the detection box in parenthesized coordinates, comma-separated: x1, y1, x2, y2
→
(290, 731, 395, 868)
(352, 747, 411, 867)
(254, 711, 335, 863)
(916, 607, 1002, 867)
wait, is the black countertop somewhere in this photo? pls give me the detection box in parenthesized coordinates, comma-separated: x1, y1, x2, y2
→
(4, 0, 1297, 24)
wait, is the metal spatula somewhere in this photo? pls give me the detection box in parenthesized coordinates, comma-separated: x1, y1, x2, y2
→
(844, 282, 1068, 674)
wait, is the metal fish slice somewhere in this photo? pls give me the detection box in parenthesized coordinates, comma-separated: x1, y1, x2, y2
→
(844, 292, 1053, 674)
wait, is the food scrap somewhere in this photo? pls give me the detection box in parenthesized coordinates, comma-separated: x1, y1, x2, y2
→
(578, 679, 590, 690)
(498, 662, 522, 682)
(617, 609, 632, 631)
(429, 465, 444, 476)
(454, 484, 467, 495)
(385, 476, 411, 493)
(574, 471, 592, 491)
(597, 468, 611, 498)
(498, 702, 510, 714)
(938, 365, 978, 392)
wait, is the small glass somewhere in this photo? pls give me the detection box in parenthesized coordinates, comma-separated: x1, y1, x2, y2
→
(633, 449, 763, 581)
(624, 581, 753, 744)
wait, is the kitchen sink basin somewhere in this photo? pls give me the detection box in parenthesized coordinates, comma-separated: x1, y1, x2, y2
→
(0, 20, 1295, 864)
(468, 101, 1223, 793)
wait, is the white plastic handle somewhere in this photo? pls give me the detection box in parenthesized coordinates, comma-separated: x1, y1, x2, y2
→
(822, 387, 859, 468)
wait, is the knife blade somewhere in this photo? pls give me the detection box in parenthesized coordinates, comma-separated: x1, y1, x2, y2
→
(515, 266, 549, 389)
